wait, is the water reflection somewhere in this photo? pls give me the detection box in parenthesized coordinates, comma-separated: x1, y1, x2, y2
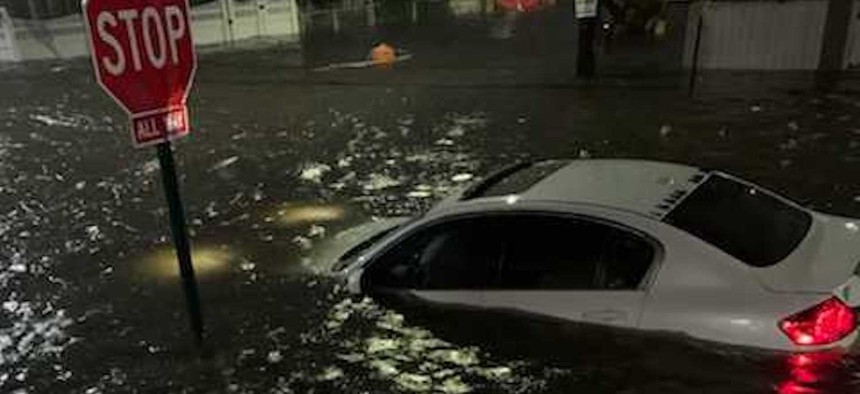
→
(140, 245, 236, 278)
(777, 352, 850, 394)
(306, 295, 540, 393)
(273, 203, 347, 226)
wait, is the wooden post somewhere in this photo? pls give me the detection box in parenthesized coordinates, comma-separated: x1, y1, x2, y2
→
(256, 0, 267, 36)
(220, 0, 236, 45)
(290, 0, 302, 38)
(220, 0, 230, 44)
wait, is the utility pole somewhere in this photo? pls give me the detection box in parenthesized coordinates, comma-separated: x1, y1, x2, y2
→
(575, 0, 598, 77)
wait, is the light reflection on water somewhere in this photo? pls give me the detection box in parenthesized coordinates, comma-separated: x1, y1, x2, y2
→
(777, 352, 854, 394)
(273, 203, 347, 227)
(0, 298, 75, 390)
(138, 244, 237, 278)
(305, 295, 544, 393)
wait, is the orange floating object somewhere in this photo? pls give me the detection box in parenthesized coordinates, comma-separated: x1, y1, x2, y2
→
(370, 43, 397, 66)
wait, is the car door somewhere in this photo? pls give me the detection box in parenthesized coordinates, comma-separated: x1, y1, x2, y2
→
(360, 215, 564, 352)
(361, 215, 504, 308)
(479, 213, 658, 329)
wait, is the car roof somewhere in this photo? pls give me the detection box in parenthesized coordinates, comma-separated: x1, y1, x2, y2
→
(497, 159, 707, 219)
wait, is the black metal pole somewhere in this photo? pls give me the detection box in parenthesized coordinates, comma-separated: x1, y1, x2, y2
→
(688, 15, 703, 97)
(156, 141, 204, 346)
(577, 15, 596, 78)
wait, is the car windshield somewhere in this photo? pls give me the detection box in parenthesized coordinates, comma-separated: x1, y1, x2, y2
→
(333, 224, 402, 271)
(663, 174, 812, 267)
(465, 160, 569, 198)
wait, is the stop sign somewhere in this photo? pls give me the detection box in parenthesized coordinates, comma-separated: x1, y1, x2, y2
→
(83, 0, 196, 148)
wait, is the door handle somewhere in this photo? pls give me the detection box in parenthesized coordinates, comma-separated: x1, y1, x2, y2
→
(582, 310, 627, 323)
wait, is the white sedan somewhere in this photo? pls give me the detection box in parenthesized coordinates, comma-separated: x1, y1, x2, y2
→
(333, 159, 860, 351)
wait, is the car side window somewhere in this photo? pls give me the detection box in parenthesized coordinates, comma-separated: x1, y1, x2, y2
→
(366, 213, 655, 292)
(497, 215, 655, 290)
(596, 228, 656, 290)
(366, 217, 504, 290)
(497, 215, 604, 289)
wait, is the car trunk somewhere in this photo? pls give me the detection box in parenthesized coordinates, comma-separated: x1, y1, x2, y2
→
(754, 213, 860, 297)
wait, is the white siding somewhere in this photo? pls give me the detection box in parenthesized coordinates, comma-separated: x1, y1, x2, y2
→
(685, 0, 828, 70)
(4, 0, 301, 62)
(14, 16, 90, 60)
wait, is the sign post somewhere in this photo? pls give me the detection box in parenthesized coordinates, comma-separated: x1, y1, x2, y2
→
(83, 0, 203, 345)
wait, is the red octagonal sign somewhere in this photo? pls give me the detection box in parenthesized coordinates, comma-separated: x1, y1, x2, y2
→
(83, 0, 196, 148)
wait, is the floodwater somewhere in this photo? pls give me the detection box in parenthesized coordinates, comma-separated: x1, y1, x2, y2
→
(2, 1, 860, 392)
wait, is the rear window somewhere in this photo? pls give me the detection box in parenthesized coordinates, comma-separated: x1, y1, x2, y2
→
(465, 160, 569, 199)
(663, 174, 811, 267)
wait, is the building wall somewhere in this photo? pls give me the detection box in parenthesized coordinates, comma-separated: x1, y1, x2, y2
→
(684, 0, 829, 70)
(0, 0, 301, 62)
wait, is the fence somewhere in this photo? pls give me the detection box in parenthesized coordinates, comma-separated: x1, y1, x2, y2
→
(190, 0, 301, 46)
(0, 0, 301, 62)
(683, 0, 829, 70)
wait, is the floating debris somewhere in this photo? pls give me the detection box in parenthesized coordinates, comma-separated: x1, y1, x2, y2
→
(308, 224, 326, 238)
(407, 190, 433, 198)
(30, 114, 78, 128)
(451, 173, 473, 183)
(299, 163, 332, 183)
(211, 156, 239, 171)
(267, 350, 283, 364)
(292, 235, 313, 250)
(362, 174, 401, 191)
(316, 366, 344, 381)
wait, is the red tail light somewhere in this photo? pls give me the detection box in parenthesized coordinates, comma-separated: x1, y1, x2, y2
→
(779, 297, 857, 346)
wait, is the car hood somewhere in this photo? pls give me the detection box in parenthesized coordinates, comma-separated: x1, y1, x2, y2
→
(308, 216, 410, 275)
(754, 213, 860, 293)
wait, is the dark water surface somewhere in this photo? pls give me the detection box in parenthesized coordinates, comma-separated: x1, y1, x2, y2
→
(2, 2, 860, 393)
